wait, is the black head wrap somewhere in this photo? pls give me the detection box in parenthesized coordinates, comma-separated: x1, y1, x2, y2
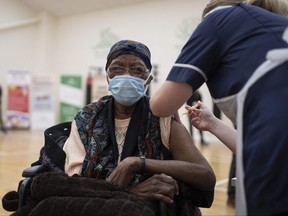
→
(105, 40, 152, 71)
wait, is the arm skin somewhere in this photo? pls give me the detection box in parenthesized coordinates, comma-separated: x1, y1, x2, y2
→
(185, 101, 236, 153)
(107, 118, 216, 204)
(150, 81, 193, 117)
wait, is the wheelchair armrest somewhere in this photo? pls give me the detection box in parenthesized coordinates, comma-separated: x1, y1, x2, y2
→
(17, 165, 47, 208)
(22, 165, 48, 178)
(231, 177, 237, 187)
(159, 202, 167, 216)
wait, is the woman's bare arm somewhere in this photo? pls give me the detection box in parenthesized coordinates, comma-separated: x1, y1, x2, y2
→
(168, 119, 216, 190)
(107, 119, 216, 191)
(150, 81, 193, 117)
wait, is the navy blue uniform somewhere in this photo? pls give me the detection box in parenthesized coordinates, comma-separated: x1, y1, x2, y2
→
(167, 3, 288, 215)
(168, 4, 288, 99)
(242, 61, 288, 215)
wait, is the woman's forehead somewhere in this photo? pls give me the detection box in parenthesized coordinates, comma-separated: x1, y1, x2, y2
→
(111, 54, 145, 65)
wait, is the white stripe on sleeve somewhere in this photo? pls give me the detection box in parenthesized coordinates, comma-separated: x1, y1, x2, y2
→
(174, 63, 208, 81)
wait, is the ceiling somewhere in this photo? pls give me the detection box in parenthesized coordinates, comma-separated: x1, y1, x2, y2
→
(21, 0, 167, 17)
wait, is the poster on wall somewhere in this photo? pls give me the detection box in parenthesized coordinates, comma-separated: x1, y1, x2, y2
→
(6, 70, 30, 129)
(31, 76, 56, 130)
(60, 75, 83, 123)
(90, 66, 109, 102)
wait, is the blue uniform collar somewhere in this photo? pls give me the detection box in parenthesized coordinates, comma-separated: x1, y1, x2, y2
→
(204, 5, 233, 18)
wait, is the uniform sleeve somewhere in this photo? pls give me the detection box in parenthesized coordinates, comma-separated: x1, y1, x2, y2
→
(160, 116, 172, 150)
(167, 17, 222, 91)
(63, 120, 86, 176)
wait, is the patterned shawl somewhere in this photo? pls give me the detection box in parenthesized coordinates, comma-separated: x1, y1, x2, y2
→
(74, 95, 169, 182)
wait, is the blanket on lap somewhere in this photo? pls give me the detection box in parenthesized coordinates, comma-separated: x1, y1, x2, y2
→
(12, 172, 156, 216)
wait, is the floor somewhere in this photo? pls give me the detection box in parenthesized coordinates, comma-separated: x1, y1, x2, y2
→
(0, 130, 235, 215)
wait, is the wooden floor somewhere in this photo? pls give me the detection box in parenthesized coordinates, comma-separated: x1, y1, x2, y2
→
(0, 130, 235, 216)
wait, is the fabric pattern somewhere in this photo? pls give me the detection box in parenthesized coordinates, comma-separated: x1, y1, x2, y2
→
(115, 118, 130, 162)
(75, 95, 165, 181)
(105, 40, 152, 70)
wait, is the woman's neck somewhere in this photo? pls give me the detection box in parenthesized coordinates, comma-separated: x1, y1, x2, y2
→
(114, 102, 135, 119)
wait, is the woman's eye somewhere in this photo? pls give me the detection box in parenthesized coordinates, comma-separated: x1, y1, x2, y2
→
(110, 66, 125, 73)
(130, 67, 147, 74)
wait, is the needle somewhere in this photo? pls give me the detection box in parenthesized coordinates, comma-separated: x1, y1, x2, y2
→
(182, 102, 200, 116)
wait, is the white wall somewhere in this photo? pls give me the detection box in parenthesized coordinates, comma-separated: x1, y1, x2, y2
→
(0, 0, 38, 78)
(1, 0, 229, 130)
(0, 0, 37, 119)
(54, 0, 212, 123)
(54, 1, 208, 84)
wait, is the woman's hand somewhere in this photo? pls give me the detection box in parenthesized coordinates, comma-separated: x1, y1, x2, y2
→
(186, 101, 236, 152)
(185, 101, 217, 132)
(106, 157, 139, 187)
(130, 173, 179, 204)
(107, 158, 179, 204)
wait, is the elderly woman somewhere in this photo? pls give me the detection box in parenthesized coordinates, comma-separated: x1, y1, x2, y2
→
(63, 40, 215, 215)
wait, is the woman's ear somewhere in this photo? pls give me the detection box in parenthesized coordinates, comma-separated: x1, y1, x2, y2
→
(145, 73, 154, 85)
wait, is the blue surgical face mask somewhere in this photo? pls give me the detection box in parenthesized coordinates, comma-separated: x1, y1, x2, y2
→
(108, 75, 151, 106)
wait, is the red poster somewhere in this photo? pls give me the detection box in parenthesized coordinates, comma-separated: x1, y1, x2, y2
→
(6, 71, 30, 129)
(8, 85, 29, 112)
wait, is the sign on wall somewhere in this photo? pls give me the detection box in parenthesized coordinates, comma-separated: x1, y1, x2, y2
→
(6, 70, 30, 129)
(90, 66, 109, 102)
(31, 75, 56, 130)
(60, 75, 83, 123)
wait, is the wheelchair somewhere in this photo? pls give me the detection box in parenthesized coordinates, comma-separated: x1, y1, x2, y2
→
(2, 122, 71, 214)
(2, 121, 214, 216)
(2, 122, 166, 216)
